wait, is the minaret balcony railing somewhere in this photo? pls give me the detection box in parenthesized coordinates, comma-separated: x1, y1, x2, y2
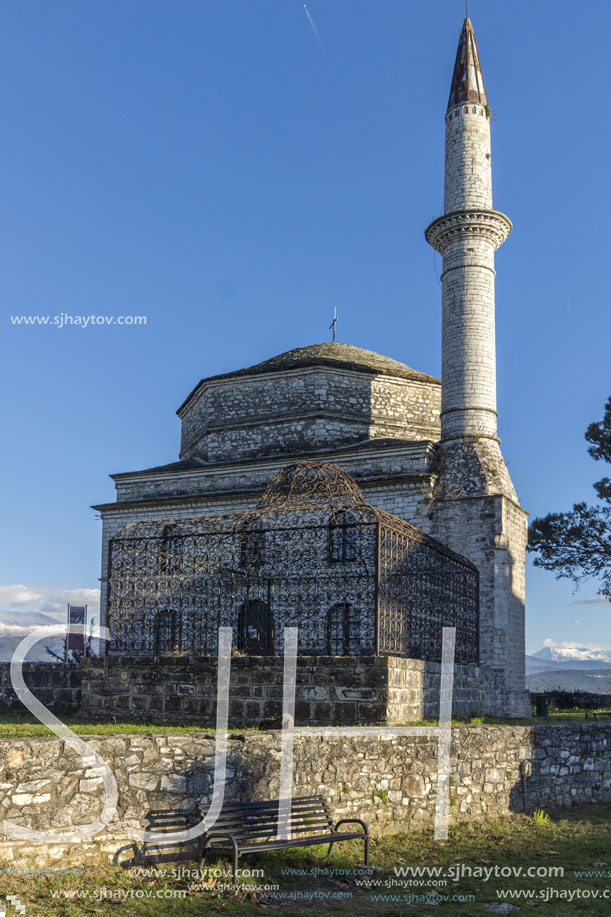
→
(425, 209, 512, 255)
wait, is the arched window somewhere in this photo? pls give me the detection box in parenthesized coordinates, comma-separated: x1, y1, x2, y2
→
(326, 603, 359, 656)
(160, 524, 184, 575)
(328, 511, 358, 563)
(237, 600, 275, 655)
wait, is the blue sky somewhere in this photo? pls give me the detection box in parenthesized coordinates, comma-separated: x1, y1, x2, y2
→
(0, 0, 609, 655)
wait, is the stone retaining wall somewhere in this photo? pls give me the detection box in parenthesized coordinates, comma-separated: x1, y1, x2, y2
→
(0, 724, 609, 866)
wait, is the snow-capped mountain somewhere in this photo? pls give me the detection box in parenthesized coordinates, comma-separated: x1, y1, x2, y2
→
(533, 645, 611, 664)
(0, 609, 66, 662)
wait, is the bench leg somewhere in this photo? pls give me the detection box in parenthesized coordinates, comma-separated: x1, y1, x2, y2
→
(232, 847, 239, 887)
(363, 835, 370, 867)
(326, 841, 335, 859)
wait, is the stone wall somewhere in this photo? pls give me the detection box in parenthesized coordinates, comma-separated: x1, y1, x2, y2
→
(425, 444, 530, 719)
(0, 663, 81, 712)
(0, 724, 609, 866)
(178, 366, 441, 463)
(81, 655, 491, 725)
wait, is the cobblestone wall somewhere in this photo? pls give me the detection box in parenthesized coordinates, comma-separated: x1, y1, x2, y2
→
(0, 724, 609, 866)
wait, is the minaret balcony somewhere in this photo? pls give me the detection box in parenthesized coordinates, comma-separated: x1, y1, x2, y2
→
(425, 209, 512, 255)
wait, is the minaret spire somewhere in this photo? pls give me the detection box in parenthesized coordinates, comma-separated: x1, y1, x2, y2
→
(426, 16, 511, 443)
(448, 17, 487, 111)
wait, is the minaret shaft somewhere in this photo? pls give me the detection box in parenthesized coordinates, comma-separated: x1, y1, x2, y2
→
(426, 20, 511, 444)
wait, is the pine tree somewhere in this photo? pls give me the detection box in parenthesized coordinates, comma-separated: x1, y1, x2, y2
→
(528, 397, 611, 598)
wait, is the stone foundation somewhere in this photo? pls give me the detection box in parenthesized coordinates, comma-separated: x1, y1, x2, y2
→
(0, 663, 81, 712)
(81, 655, 493, 725)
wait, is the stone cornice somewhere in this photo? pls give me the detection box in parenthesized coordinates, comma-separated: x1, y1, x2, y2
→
(425, 209, 512, 254)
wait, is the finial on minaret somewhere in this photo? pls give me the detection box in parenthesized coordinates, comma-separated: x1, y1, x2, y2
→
(447, 14, 487, 111)
(329, 307, 337, 343)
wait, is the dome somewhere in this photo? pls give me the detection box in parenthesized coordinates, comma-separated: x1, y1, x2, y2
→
(180, 343, 439, 408)
(240, 342, 438, 383)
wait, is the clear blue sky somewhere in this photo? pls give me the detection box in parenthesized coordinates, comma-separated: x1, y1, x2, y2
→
(0, 0, 609, 655)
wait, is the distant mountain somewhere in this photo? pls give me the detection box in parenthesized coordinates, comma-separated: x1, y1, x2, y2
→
(0, 634, 66, 663)
(533, 645, 611, 664)
(0, 609, 62, 629)
(527, 668, 611, 693)
(0, 608, 66, 662)
(526, 654, 611, 675)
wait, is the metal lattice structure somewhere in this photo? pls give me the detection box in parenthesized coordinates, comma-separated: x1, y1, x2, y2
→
(107, 461, 479, 663)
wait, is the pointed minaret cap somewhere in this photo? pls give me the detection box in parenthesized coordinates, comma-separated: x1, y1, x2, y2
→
(447, 18, 488, 111)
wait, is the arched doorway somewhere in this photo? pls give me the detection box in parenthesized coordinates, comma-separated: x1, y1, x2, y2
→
(326, 602, 359, 656)
(237, 600, 275, 655)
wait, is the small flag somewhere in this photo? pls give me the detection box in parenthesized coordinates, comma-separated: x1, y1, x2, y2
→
(67, 605, 86, 652)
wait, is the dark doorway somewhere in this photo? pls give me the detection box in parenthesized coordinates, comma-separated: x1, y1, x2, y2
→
(155, 608, 179, 653)
(237, 600, 275, 655)
(327, 602, 358, 655)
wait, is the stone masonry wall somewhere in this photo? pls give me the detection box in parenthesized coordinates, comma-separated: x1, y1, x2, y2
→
(426, 487, 529, 718)
(0, 663, 81, 712)
(178, 368, 440, 463)
(0, 725, 609, 866)
(81, 656, 491, 726)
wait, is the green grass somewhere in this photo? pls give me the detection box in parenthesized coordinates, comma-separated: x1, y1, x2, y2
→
(0, 803, 609, 915)
(0, 710, 239, 738)
(0, 707, 609, 739)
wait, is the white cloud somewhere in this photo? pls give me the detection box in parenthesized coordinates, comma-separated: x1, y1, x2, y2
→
(0, 585, 100, 616)
(0, 585, 45, 606)
(0, 622, 62, 638)
(39, 587, 100, 616)
(570, 619, 584, 625)
(573, 596, 611, 605)
(542, 637, 611, 652)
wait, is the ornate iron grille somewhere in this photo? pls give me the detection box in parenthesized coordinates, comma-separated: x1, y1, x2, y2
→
(107, 460, 479, 663)
(377, 524, 479, 663)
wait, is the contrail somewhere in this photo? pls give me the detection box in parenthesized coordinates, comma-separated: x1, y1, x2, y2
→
(303, 3, 323, 48)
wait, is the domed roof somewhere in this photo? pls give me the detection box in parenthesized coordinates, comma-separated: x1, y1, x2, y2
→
(241, 343, 438, 382)
(179, 342, 438, 411)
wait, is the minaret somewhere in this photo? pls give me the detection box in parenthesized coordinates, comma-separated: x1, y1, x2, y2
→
(424, 18, 530, 718)
(426, 17, 512, 443)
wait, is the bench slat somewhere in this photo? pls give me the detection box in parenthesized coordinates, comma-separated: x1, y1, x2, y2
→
(208, 831, 366, 853)
(210, 812, 333, 830)
(212, 823, 335, 843)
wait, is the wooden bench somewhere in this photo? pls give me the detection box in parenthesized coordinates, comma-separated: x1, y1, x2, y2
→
(201, 795, 369, 884)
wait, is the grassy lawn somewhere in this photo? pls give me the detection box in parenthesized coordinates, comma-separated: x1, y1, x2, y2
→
(0, 709, 609, 738)
(0, 804, 609, 915)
